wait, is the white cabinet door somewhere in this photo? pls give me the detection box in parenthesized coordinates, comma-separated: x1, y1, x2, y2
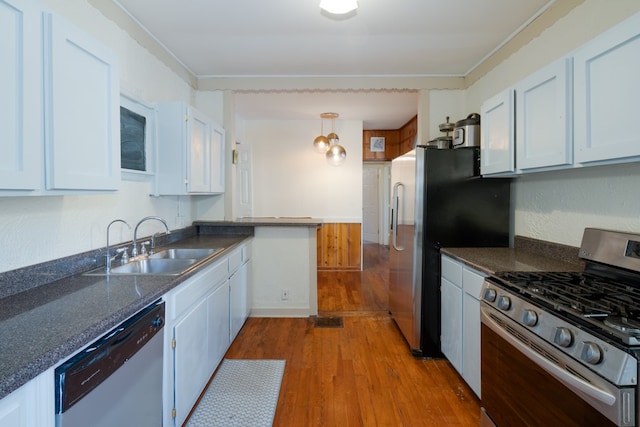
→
(0, 384, 28, 427)
(210, 121, 225, 194)
(440, 277, 462, 374)
(43, 13, 119, 191)
(0, 0, 42, 191)
(462, 293, 481, 397)
(207, 279, 230, 373)
(156, 102, 225, 195)
(462, 267, 486, 398)
(516, 58, 573, 171)
(173, 299, 209, 427)
(230, 262, 248, 341)
(187, 107, 212, 193)
(480, 90, 515, 175)
(574, 12, 640, 164)
(0, 368, 54, 427)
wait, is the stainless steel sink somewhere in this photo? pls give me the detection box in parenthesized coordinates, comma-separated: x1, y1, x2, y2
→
(148, 248, 222, 260)
(84, 248, 223, 276)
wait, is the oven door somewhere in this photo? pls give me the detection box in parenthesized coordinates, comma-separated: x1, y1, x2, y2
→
(481, 304, 636, 427)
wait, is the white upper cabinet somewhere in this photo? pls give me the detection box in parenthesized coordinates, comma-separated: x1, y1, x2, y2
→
(1, 2, 120, 195)
(43, 12, 120, 191)
(156, 102, 225, 195)
(186, 107, 212, 193)
(482, 58, 572, 176)
(515, 57, 573, 171)
(480, 90, 515, 175)
(0, 0, 42, 191)
(573, 12, 640, 165)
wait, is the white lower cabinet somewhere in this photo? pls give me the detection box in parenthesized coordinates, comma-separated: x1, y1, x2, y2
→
(164, 239, 252, 427)
(229, 244, 251, 342)
(0, 369, 53, 427)
(207, 279, 231, 373)
(441, 254, 485, 398)
(173, 297, 210, 426)
(461, 267, 485, 398)
(441, 276, 463, 373)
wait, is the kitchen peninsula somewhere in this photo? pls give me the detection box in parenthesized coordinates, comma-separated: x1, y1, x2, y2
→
(196, 217, 323, 318)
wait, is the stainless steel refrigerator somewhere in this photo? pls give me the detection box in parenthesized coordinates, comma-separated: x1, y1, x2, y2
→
(389, 146, 510, 357)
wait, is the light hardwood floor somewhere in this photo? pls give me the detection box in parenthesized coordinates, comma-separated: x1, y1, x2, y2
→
(223, 243, 481, 426)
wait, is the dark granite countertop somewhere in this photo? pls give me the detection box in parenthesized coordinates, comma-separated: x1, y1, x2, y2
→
(0, 232, 251, 399)
(195, 217, 322, 227)
(441, 236, 585, 276)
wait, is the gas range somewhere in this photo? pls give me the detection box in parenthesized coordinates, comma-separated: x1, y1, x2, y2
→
(491, 270, 640, 346)
(482, 228, 640, 386)
(480, 229, 640, 426)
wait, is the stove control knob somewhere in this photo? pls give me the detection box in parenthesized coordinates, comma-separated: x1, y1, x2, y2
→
(483, 288, 497, 302)
(497, 295, 511, 311)
(581, 342, 603, 365)
(522, 309, 538, 327)
(554, 327, 574, 348)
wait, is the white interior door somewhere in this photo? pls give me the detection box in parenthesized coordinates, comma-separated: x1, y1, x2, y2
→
(236, 143, 253, 218)
(363, 163, 390, 244)
(363, 165, 379, 243)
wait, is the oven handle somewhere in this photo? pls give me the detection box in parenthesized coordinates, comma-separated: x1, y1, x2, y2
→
(481, 307, 617, 407)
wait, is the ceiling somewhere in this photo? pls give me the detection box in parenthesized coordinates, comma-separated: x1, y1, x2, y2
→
(114, 0, 554, 129)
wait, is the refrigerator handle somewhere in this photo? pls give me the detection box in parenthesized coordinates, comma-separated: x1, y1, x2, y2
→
(392, 182, 404, 251)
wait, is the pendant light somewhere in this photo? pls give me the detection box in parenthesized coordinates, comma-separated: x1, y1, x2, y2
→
(325, 113, 346, 166)
(313, 112, 346, 166)
(313, 115, 330, 154)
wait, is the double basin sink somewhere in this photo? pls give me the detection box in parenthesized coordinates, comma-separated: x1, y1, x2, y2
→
(85, 248, 223, 276)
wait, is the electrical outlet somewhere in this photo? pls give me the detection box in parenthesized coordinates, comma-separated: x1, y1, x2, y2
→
(281, 289, 289, 300)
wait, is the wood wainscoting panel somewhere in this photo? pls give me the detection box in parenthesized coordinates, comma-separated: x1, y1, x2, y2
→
(317, 223, 362, 270)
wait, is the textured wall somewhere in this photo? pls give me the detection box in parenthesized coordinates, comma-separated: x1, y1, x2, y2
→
(514, 163, 640, 246)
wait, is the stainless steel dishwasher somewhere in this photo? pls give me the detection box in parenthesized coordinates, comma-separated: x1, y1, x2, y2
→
(55, 300, 165, 427)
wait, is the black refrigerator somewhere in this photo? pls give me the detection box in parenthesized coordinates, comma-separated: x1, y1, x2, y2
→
(389, 146, 510, 357)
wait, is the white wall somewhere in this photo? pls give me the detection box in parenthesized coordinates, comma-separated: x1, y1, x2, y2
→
(0, 0, 225, 273)
(245, 119, 363, 222)
(466, 0, 640, 246)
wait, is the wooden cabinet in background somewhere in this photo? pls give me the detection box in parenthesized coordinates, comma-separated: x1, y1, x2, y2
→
(362, 130, 399, 161)
(362, 116, 417, 162)
(398, 116, 417, 155)
(317, 223, 361, 271)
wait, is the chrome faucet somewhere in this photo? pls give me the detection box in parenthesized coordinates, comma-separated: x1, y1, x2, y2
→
(105, 219, 131, 272)
(132, 216, 170, 258)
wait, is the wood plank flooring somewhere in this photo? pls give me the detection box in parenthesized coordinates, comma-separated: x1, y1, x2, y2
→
(224, 243, 481, 426)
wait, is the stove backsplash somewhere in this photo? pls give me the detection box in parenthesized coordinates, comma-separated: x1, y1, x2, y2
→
(514, 235, 584, 267)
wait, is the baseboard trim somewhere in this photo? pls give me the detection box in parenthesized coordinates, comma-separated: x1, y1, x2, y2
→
(249, 308, 314, 318)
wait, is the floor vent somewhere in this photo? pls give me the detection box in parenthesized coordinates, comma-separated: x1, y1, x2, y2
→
(313, 316, 344, 328)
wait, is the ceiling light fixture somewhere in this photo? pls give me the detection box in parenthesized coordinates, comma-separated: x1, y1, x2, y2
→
(314, 112, 347, 166)
(313, 115, 330, 154)
(319, 0, 358, 15)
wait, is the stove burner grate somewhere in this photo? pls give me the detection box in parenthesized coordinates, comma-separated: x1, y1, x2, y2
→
(493, 271, 640, 344)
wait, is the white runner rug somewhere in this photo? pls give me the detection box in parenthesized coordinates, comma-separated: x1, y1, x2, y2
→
(186, 359, 286, 427)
